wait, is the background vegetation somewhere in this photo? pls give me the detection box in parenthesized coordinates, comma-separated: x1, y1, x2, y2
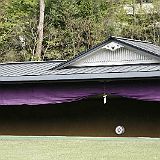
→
(0, 0, 160, 62)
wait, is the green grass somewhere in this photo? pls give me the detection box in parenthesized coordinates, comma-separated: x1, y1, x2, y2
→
(0, 136, 159, 160)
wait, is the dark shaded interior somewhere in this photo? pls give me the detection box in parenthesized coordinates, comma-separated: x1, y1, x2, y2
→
(0, 96, 159, 137)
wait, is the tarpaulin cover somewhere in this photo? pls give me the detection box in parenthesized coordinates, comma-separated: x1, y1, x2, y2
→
(0, 81, 159, 105)
(106, 81, 160, 102)
(0, 83, 103, 105)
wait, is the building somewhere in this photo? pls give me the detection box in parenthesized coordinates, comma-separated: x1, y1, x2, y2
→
(124, 0, 154, 15)
(0, 36, 159, 137)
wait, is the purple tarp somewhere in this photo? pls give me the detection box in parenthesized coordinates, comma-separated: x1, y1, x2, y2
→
(0, 81, 159, 105)
(0, 84, 103, 105)
(106, 81, 160, 102)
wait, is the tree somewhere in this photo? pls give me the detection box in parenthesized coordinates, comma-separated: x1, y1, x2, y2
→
(0, 0, 160, 62)
(0, 0, 39, 62)
(35, 0, 45, 60)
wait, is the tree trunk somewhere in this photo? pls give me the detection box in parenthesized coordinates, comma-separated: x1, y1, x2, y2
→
(35, 0, 45, 60)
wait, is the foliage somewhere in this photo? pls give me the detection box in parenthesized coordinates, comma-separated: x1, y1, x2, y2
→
(0, 0, 160, 62)
(0, 0, 38, 62)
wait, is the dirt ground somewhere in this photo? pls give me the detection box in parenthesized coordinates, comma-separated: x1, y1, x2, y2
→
(0, 136, 160, 160)
(0, 97, 159, 137)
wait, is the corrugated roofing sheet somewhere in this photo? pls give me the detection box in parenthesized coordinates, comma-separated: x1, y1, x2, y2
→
(46, 64, 160, 75)
(0, 61, 62, 77)
(0, 37, 160, 82)
(0, 61, 159, 78)
(0, 63, 159, 82)
(115, 37, 160, 57)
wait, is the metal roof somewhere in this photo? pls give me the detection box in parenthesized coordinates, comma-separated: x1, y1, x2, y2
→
(46, 64, 160, 75)
(114, 37, 160, 57)
(0, 63, 160, 83)
(0, 37, 160, 83)
(0, 61, 64, 77)
(55, 36, 160, 69)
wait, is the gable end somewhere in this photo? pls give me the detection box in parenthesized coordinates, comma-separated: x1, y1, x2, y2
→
(55, 37, 160, 69)
(71, 46, 159, 67)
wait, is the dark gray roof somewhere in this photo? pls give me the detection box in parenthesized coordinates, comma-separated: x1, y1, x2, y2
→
(0, 37, 160, 83)
(48, 64, 160, 75)
(0, 63, 160, 83)
(114, 37, 160, 57)
(55, 36, 160, 69)
(0, 61, 64, 77)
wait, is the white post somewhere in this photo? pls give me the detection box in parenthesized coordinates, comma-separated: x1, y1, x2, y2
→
(103, 95, 107, 104)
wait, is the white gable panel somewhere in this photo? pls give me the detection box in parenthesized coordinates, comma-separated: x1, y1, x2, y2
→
(71, 47, 159, 67)
(102, 42, 124, 51)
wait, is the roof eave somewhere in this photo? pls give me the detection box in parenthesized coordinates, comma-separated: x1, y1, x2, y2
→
(0, 71, 159, 84)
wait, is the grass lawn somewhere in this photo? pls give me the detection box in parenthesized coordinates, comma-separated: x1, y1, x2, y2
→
(0, 136, 159, 160)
